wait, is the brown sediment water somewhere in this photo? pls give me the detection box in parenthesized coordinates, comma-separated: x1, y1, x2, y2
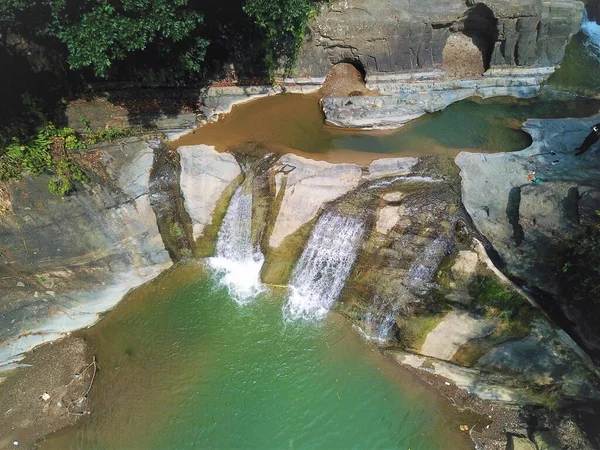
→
(171, 92, 473, 163)
(171, 90, 600, 164)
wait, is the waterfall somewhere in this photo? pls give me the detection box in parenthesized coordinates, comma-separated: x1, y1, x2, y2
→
(283, 211, 365, 320)
(582, 10, 600, 58)
(363, 299, 398, 343)
(209, 185, 264, 304)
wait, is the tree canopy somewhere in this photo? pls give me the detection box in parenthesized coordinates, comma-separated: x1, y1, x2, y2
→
(1, 0, 209, 79)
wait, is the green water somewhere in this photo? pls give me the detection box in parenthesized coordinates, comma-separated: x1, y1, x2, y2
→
(329, 95, 600, 155)
(42, 264, 472, 449)
(547, 31, 600, 97)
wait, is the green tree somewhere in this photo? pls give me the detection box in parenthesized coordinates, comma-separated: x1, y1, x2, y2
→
(1, 0, 208, 79)
(244, 0, 320, 75)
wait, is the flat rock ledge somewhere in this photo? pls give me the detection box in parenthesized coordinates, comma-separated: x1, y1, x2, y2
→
(322, 68, 555, 129)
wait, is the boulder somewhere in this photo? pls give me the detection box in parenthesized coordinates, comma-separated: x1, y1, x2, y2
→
(268, 154, 362, 248)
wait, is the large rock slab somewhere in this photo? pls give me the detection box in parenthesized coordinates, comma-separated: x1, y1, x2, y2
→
(322, 68, 554, 129)
(456, 113, 600, 358)
(269, 154, 362, 248)
(457, 114, 600, 290)
(421, 310, 496, 361)
(477, 321, 600, 401)
(0, 139, 172, 368)
(178, 145, 242, 240)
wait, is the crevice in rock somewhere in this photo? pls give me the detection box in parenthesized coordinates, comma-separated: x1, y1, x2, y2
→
(149, 141, 195, 261)
(563, 186, 580, 227)
(506, 186, 525, 247)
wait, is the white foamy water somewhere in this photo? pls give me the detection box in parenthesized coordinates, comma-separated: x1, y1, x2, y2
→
(283, 211, 365, 321)
(209, 185, 264, 305)
(582, 11, 600, 58)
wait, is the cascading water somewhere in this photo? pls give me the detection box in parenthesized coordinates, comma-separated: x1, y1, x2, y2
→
(209, 185, 264, 304)
(284, 211, 365, 320)
(582, 10, 600, 58)
(362, 299, 398, 343)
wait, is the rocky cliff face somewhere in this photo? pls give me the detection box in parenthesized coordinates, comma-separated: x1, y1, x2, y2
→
(0, 138, 173, 368)
(293, 0, 584, 78)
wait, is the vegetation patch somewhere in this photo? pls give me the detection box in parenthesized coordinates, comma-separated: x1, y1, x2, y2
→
(244, 0, 323, 77)
(551, 212, 600, 308)
(0, 121, 133, 196)
(468, 275, 529, 323)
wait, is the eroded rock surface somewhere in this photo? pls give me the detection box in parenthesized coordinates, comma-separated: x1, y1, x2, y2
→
(457, 113, 600, 358)
(294, 0, 584, 78)
(0, 138, 172, 367)
(268, 154, 363, 248)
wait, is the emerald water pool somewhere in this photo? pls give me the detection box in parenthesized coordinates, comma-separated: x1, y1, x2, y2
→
(41, 264, 473, 449)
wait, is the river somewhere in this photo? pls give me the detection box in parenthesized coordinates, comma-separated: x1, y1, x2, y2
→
(33, 17, 600, 450)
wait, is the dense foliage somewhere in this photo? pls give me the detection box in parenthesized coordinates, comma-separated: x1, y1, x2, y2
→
(244, 0, 319, 75)
(554, 213, 600, 306)
(0, 122, 132, 196)
(1, 0, 208, 80)
(0, 0, 323, 193)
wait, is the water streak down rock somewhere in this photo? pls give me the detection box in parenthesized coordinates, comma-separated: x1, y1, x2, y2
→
(210, 186, 264, 305)
(284, 211, 365, 320)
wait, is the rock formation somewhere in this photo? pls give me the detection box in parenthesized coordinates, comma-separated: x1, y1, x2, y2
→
(0, 138, 172, 368)
(457, 113, 600, 361)
(294, 0, 584, 77)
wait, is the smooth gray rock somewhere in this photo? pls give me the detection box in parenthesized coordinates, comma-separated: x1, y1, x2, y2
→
(178, 145, 242, 240)
(457, 113, 600, 358)
(0, 139, 172, 368)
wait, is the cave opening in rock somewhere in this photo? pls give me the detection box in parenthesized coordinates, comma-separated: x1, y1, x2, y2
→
(321, 60, 373, 97)
(462, 3, 498, 71)
(334, 58, 367, 81)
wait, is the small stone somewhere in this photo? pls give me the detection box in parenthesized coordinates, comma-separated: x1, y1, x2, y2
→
(13, 441, 19, 446)
(41, 392, 50, 401)
(16, 282, 24, 287)
(57, 401, 62, 407)
(444, 381, 451, 386)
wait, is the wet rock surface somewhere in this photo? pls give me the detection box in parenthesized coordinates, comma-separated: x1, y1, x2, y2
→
(457, 113, 600, 360)
(0, 138, 172, 368)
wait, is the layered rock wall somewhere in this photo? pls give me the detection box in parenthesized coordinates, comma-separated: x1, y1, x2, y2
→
(293, 0, 584, 78)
